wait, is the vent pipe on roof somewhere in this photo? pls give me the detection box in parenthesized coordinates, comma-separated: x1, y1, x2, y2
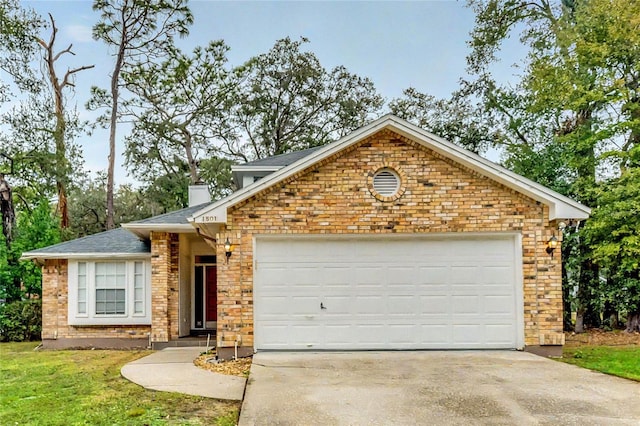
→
(188, 181, 211, 207)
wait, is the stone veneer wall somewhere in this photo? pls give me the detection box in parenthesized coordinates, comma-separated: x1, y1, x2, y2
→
(150, 231, 180, 343)
(40, 259, 150, 348)
(216, 129, 564, 352)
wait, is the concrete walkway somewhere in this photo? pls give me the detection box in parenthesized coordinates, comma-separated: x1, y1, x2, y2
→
(121, 347, 246, 401)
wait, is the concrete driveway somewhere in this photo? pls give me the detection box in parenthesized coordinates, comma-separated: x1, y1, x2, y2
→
(239, 351, 640, 425)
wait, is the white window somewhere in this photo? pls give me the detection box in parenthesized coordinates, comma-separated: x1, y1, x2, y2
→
(68, 259, 151, 326)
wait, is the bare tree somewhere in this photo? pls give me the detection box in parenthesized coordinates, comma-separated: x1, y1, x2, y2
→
(38, 14, 94, 229)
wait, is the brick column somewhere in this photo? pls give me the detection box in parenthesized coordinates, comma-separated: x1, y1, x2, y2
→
(41, 259, 68, 340)
(150, 232, 179, 343)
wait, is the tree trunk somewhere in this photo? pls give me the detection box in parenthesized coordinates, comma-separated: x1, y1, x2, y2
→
(0, 173, 15, 245)
(106, 34, 127, 230)
(626, 312, 640, 333)
(602, 300, 619, 329)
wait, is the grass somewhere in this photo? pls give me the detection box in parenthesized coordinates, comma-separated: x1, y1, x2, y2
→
(560, 345, 640, 381)
(0, 342, 240, 425)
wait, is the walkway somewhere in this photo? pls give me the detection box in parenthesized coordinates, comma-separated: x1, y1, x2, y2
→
(121, 347, 246, 401)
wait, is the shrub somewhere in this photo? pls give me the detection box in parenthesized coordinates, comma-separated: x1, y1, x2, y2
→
(0, 299, 42, 342)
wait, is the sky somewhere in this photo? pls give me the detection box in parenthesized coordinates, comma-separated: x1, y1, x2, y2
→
(21, 0, 522, 186)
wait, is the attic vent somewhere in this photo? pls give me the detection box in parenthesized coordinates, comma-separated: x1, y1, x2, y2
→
(372, 169, 400, 196)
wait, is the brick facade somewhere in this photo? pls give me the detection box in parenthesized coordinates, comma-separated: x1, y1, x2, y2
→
(41, 259, 150, 348)
(216, 130, 564, 353)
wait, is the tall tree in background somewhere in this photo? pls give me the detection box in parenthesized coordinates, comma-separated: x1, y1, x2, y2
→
(463, 0, 640, 331)
(90, 0, 192, 229)
(38, 13, 93, 229)
(122, 40, 237, 199)
(226, 37, 384, 161)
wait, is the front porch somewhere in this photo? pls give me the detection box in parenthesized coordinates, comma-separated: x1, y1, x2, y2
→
(149, 231, 220, 350)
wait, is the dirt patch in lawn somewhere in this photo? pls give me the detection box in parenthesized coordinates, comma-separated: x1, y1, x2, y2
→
(194, 353, 252, 377)
(565, 329, 640, 347)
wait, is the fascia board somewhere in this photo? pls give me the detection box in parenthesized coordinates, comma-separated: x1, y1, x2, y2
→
(231, 165, 282, 172)
(120, 223, 196, 239)
(20, 252, 151, 261)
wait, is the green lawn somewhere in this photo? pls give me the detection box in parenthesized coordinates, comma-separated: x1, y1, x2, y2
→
(0, 342, 239, 425)
(560, 345, 640, 381)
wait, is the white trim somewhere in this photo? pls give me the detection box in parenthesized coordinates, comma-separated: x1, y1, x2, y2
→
(68, 259, 152, 326)
(121, 223, 196, 239)
(21, 253, 151, 261)
(189, 115, 590, 225)
(232, 165, 281, 172)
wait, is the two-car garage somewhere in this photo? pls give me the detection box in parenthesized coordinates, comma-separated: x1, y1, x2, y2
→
(253, 234, 524, 351)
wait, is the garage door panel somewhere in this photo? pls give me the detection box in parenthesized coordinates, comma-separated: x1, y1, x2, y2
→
(420, 296, 450, 315)
(449, 266, 481, 284)
(418, 266, 449, 285)
(254, 236, 521, 350)
(388, 295, 419, 315)
(388, 324, 418, 344)
(453, 324, 483, 344)
(484, 295, 515, 314)
(452, 295, 481, 314)
(485, 324, 516, 344)
(420, 325, 450, 344)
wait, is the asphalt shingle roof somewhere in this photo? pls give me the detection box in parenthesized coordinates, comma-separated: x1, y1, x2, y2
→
(23, 227, 150, 255)
(240, 146, 323, 168)
(128, 202, 210, 225)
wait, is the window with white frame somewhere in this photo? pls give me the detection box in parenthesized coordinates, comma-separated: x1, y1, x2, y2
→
(68, 259, 151, 325)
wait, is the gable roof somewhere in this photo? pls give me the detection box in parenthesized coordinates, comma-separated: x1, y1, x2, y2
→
(20, 228, 150, 262)
(122, 202, 209, 239)
(190, 114, 591, 224)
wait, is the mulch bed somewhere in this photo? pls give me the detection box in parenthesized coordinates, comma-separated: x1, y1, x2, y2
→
(194, 353, 252, 377)
(565, 329, 640, 347)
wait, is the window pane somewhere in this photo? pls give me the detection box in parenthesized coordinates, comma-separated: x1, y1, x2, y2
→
(95, 275, 105, 288)
(116, 274, 126, 288)
(133, 262, 144, 314)
(94, 262, 127, 314)
(77, 262, 87, 315)
(95, 288, 126, 315)
(95, 263, 105, 275)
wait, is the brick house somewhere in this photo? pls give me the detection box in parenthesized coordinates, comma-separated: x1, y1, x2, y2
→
(23, 115, 590, 358)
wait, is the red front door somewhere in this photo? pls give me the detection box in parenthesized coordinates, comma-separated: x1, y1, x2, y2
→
(205, 266, 217, 322)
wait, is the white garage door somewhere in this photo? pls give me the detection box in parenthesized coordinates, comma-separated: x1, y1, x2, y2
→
(254, 235, 523, 350)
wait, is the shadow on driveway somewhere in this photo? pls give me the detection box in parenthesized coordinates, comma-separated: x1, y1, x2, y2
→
(240, 351, 640, 425)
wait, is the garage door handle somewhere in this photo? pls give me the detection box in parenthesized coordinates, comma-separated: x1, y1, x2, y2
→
(320, 302, 327, 310)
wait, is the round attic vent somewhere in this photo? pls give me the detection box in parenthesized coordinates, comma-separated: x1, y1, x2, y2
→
(372, 168, 400, 196)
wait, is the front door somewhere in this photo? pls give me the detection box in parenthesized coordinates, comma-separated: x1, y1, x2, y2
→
(194, 259, 217, 330)
(206, 266, 217, 322)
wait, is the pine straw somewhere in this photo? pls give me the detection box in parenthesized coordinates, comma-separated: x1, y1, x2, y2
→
(194, 353, 252, 377)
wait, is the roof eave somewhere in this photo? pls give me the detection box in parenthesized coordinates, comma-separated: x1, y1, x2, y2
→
(121, 223, 196, 239)
(20, 252, 152, 262)
(231, 165, 282, 172)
